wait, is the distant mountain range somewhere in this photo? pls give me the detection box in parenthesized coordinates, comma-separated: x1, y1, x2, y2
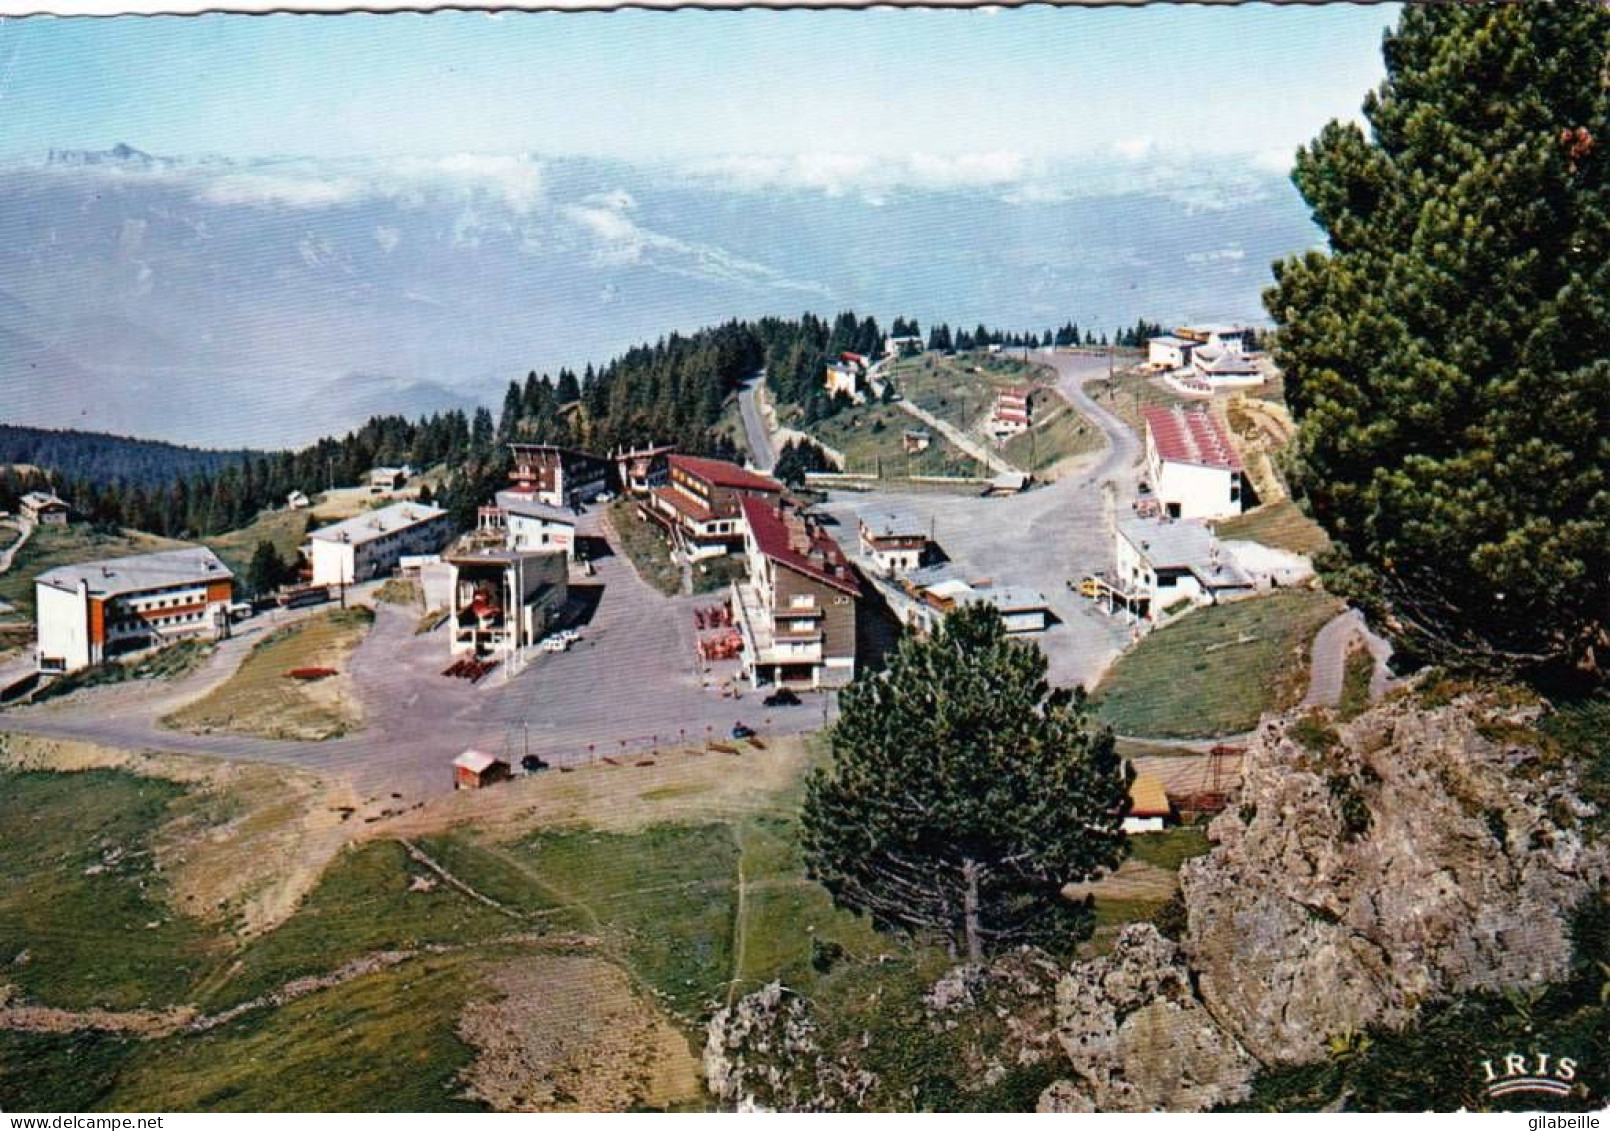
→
(0, 143, 1320, 448)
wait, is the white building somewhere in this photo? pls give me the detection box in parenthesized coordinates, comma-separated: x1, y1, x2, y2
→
(35, 546, 234, 673)
(1143, 405, 1245, 520)
(485, 491, 577, 560)
(1146, 335, 1198, 371)
(824, 360, 864, 402)
(1113, 517, 1254, 624)
(286, 490, 311, 510)
(1178, 324, 1257, 354)
(306, 501, 453, 586)
(856, 509, 932, 576)
(989, 387, 1032, 438)
(883, 334, 924, 358)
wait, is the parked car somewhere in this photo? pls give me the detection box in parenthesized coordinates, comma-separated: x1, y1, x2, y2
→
(539, 636, 568, 653)
(520, 754, 550, 774)
(763, 687, 801, 708)
(228, 602, 255, 621)
(730, 722, 756, 740)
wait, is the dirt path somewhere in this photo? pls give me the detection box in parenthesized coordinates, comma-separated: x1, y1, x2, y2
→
(895, 398, 1022, 477)
(726, 824, 751, 1008)
(0, 518, 32, 576)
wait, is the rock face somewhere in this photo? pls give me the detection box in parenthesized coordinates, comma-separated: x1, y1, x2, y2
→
(1181, 692, 1606, 1067)
(1040, 688, 1607, 1111)
(704, 982, 877, 1112)
(1040, 924, 1255, 1112)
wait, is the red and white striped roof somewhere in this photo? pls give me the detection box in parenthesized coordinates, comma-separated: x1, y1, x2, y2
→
(1143, 405, 1242, 471)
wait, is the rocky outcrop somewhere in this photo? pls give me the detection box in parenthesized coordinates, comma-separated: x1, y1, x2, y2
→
(1181, 691, 1605, 1067)
(1039, 924, 1255, 1112)
(704, 982, 877, 1112)
(1040, 688, 1607, 1111)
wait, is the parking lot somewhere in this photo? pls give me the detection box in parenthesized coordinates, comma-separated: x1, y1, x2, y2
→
(817, 352, 1142, 690)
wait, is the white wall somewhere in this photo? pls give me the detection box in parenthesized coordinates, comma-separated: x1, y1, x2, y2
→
(35, 582, 91, 672)
(507, 514, 574, 559)
(310, 539, 357, 586)
(1155, 459, 1243, 520)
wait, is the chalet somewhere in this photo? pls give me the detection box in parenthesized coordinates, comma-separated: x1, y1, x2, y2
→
(1112, 517, 1253, 624)
(1124, 773, 1173, 834)
(903, 429, 933, 454)
(306, 502, 453, 586)
(883, 334, 924, 358)
(35, 546, 233, 673)
(648, 455, 782, 560)
(613, 444, 674, 496)
(453, 749, 511, 791)
(286, 490, 311, 510)
(19, 491, 69, 526)
(990, 387, 1032, 438)
(856, 509, 933, 577)
(506, 443, 611, 509)
(478, 491, 577, 560)
(732, 497, 860, 689)
(445, 549, 568, 659)
(1143, 405, 1245, 519)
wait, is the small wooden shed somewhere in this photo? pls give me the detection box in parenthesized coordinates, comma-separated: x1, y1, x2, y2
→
(453, 748, 511, 791)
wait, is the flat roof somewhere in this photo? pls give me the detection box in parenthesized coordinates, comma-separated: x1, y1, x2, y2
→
(1118, 517, 1252, 588)
(308, 501, 447, 547)
(969, 585, 1051, 614)
(37, 545, 232, 598)
(1143, 404, 1242, 471)
(447, 548, 564, 567)
(495, 492, 577, 525)
(859, 509, 927, 540)
(1149, 335, 1198, 348)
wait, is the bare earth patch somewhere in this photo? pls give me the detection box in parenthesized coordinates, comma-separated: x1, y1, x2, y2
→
(375, 734, 818, 843)
(457, 956, 701, 1112)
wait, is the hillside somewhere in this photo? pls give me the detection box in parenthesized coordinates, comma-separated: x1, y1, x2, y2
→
(0, 425, 259, 489)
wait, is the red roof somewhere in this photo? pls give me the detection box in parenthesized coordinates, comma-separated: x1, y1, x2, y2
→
(1143, 405, 1242, 472)
(739, 497, 861, 597)
(670, 454, 781, 494)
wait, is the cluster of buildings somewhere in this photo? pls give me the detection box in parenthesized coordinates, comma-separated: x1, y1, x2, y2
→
(644, 455, 782, 561)
(1146, 325, 1263, 393)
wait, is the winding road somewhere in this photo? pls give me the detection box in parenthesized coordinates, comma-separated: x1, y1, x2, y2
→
(735, 372, 776, 472)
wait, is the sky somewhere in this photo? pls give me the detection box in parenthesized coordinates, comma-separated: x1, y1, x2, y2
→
(0, 4, 1400, 167)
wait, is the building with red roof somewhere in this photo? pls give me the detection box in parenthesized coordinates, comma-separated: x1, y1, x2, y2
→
(1142, 405, 1246, 520)
(646, 454, 782, 560)
(731, 497, 861, 689)
(990, 386, 1033, 437)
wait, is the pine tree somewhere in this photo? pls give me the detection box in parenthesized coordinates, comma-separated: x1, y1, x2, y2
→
(1265, 3, 1610, 680)
(801, 604, 1129, 961)
(246, 539, 288, 597)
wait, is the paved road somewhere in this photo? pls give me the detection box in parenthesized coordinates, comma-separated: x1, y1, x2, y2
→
(0, 507, 828, 805)
(1301, 607, 1400, 708)
(817, 352, 1142, 690)
(736, 372, 776, 472)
